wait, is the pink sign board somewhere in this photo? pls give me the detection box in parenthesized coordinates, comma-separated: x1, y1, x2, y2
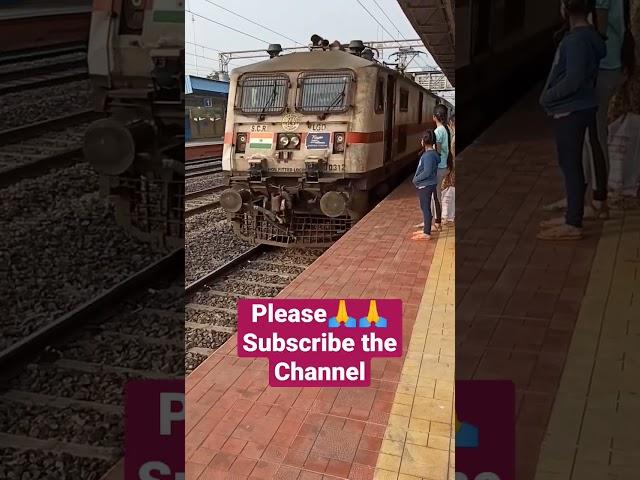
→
(455, 380, 515, 480)
(125, 379, 184, 479)
(237, 299, 403, 387)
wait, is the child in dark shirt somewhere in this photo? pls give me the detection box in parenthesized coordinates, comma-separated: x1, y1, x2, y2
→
(412, 131, 440, 240)
(538, 0, 606, 240)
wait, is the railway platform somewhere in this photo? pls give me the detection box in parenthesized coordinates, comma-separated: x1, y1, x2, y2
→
(186, 140, 224, 161)
(186, 179, 455, 480)
(0, 0, 90, 20)
(0, 0, 91, 53)
(456, 87, 640, 479)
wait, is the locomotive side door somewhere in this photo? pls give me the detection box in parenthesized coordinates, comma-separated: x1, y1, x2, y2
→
(383, 75, 396, 163)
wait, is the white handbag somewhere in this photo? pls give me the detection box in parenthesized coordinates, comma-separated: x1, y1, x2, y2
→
(442, 186, 455, 221)
(608, 113, 640, 196)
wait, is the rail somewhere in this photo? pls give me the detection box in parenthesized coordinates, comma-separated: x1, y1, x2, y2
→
(0, 110, 102, 188)
(185, 157, 222, 178)
(185, 245, 267, 295)
(0, 248, 184, 372)
(185, 185, 227, 217)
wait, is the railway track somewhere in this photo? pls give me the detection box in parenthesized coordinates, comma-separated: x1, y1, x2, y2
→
(185, 156, 222, 178)
(185, 169, 224, 194)
(185, 185, 226, 217)
(0, 110, 101, 188)
(184, 245, 324, 373)
(0, 249, 183, 479)
(0, 44, 88, 95)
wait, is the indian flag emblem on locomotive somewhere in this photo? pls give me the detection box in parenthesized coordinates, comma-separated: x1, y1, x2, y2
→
(249, 133, 274, 150)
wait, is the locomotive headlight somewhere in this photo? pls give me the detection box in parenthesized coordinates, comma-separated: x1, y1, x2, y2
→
(236, 133, 247, 153)
(220, 188, 251, 213)
(333, 132, 346, 153)
(278, 134, 290, 148)
(122, 0, 145, 33)
(83, 119, 136, 175)
(277, 133, 300, 150)
(320, 191, 347, 217)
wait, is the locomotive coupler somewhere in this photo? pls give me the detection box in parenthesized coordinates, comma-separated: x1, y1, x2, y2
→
(248, 157, 266, 181)
(304, 157, 323, 182)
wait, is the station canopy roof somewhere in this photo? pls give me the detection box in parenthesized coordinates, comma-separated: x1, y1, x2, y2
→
(185, 75, 229, 96)
(398, 0, 454, 85)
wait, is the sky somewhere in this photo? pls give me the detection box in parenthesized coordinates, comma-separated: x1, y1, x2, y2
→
(184, 0, 454, 103)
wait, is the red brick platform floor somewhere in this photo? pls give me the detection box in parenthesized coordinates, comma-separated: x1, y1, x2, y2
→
(186, 179, 451, 480)
(455, 87, 618, 479)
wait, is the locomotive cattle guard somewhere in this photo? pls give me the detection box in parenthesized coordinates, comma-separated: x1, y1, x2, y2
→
(220, 38, 445, 248)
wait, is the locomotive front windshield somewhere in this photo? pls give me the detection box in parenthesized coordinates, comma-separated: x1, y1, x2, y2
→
(298, 72, 352, 114)
(239, 74, 288, 114)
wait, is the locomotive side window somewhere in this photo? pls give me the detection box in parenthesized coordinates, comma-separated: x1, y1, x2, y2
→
(296, 72, 352, 114)
(119, 0, 145, 35)
(399, 88, 409, 112)
(238, 74, 289, 115)
(374, 76, 385, 113)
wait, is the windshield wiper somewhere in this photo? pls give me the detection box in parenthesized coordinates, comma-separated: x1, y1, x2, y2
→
(260, 85, 279, 116)
(322, 84, 347, 117)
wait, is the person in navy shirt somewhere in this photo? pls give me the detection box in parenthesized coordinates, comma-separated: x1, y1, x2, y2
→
(412, 131, 440, 240)
(539, 0, 606, 240)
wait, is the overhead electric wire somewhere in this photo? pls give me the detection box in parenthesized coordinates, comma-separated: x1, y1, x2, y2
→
(362, 0, 439, 74)
(199, 0, 305, 46)
(186, 51, 242, 68)
(186, 41, 243, 67)
(185, 51, 218, 63)
(354, 0, 398, 43)
(186, 9, 270, 44)
(370, 0, 405, 40)
(186, 40, 222, 53)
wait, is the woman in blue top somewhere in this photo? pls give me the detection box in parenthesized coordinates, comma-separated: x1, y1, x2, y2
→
(539, 0, 606, 240)
(544, 0, 633, 219)
(412, 130, 440, 240)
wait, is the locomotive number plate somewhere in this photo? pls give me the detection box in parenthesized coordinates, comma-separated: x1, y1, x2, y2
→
(250, 125, 268, 132)
(310, 123, 327, 131)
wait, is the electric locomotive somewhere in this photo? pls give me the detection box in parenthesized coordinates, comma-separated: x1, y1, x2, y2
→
(83, 0, 184, 249)
(220, 39, 441, 248)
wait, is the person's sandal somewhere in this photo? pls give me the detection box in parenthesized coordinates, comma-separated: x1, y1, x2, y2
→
(592, 202, 610, 219)
(539, 217, 565, 228)
(411, 232, 431, 240)
(537, 224, 583, 241)
(542, 198, 567, 212)
(434, 222, 442, 232)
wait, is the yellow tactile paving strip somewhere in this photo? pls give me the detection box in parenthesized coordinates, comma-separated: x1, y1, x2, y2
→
(374, 227, 455, 480)
(535, 209, 640, 480)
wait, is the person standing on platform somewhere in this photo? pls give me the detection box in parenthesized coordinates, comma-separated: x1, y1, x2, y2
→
(442, 114, 456, 224)
(448, 114, 456, 160)
(412, 131, 440, 240)
(539, 0, 606, 240)
(544, 0, 634, 217)
(432, 104, 451, 231)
